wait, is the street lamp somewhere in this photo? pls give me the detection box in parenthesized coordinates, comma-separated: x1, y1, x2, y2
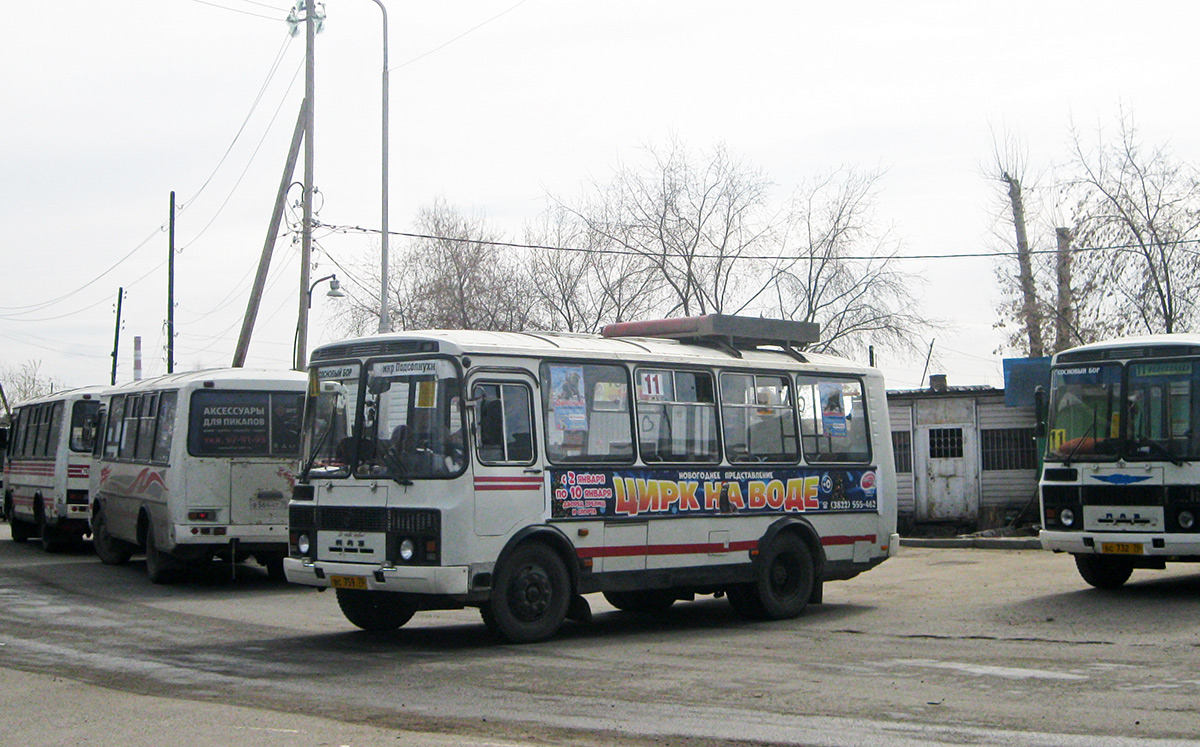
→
(364, 0, 391, 334)
(294, 274, 345, 369)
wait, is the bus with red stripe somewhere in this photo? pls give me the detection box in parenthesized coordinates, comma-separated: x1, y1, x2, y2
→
(88, 369, 307, 583)
(3, 386, 104, 550)
(285, 315, 899, 642)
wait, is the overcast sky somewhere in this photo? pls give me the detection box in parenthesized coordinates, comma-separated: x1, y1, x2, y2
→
(4, 1, 1198, 394)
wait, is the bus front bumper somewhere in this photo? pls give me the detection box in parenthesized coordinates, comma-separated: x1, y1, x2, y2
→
(283, 557, 470, 595)
(1041, 530, 1200, 557)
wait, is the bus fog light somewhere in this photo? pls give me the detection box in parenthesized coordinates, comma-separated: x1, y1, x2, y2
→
(1179, 511, 1195, 530)
(399, 538, 416, 562)
(1059, 508, 1076, 527)
(297, 533, 311, 555)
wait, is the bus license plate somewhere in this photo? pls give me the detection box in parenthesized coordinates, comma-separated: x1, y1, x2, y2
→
(329, 575, 368, 590)
(1100, 542, 1143, 555)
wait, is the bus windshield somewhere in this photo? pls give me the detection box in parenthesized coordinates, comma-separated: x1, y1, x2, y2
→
(300, 358, 465, 482)
(356, 358, 465, 481)
(1046, 363, 1123, 462)
(1126, 360, 1200, 462)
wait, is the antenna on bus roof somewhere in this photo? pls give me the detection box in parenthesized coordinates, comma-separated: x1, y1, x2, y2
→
(601, 314, 820, 360)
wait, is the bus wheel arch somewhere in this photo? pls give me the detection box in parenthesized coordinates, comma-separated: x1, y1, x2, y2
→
(729, 519, 822, 621)
(485, 528, 576, 643)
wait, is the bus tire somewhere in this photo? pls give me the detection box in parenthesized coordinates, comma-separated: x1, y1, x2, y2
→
(145, 522, 183, 584)
(487, 542, 570, 643)
(1075, 554, 1134, 589)
(603, 589, 677, 614)
(746, 533, 815, 621)
(335, 588, 418, 632)
(92, 504, 133, 566)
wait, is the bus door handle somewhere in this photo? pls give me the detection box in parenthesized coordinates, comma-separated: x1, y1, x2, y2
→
(523, 468, 543, 475)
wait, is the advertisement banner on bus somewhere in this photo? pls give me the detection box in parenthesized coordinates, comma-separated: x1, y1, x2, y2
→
(549, 466, 878, 519)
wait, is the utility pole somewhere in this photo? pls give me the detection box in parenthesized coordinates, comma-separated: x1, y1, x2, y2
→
(233, 99, 308, 368)
(111, 287, 124, 386)
(367, 0, 391, 334)
(168, 191, 176, 373)
(295, 2, 316, 371)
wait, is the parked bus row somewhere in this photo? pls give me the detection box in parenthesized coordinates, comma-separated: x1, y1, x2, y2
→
(2, 369, 306, 582)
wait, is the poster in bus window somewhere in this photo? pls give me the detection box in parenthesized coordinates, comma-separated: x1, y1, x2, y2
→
(819, 382, 847, 437)
(191, 392, 271, 455)
(550, 365, 587, 431)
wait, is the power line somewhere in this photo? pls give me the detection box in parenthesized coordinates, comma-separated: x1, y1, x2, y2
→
(390, 0, 528, 71)
(189, 0, 286, 22)
(314, 221, 1200, 263)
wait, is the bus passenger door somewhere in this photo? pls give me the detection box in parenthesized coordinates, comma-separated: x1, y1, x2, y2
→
(470, 375, 544, 537)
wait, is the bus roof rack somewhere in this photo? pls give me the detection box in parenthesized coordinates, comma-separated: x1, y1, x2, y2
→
(601, 315, 820, 359)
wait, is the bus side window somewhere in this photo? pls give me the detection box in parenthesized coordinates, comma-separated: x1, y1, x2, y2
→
(153, 392, 177, 464)
(474, 382, 534, 465)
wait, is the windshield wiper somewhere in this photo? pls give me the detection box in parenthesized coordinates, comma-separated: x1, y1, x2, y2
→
(1062, 419, 1097, 468)
(1128, 437, 1186, 467)
(300, 419, 336, 481)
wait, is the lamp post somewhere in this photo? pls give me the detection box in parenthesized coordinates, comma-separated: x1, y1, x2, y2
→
(365, 0, 391, 334)
(294, 274, 345, 369)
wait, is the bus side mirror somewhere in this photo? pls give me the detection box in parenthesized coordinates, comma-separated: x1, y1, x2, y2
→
(0, 427, 7, 452)
(1033, 386, 1047, 438)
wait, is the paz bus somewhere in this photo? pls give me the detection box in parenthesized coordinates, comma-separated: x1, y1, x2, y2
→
(89, 368, 307, 583)
(1039, 334, 1200, 588)
(285, 315, 899, 642)
(3, 386, 104, 550)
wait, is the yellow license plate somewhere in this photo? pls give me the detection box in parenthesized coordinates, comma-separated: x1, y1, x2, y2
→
(1100, 542, 1144, 555)
(329, 574, 368, 590)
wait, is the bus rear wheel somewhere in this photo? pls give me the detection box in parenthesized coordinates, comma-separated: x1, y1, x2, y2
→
(92, 504, 133, 566)
(486, 542, 570, 643)
(1074, 554, 1134, 589)
(335, 588, 418, 632)
(729, 533, 814, 621)
(145, 522, 185, 584)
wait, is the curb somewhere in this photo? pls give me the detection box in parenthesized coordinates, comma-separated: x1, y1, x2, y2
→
(899, 537, 1043, 550)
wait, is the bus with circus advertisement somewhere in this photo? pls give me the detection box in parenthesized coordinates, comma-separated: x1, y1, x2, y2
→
(88, 368, 306, 583)
(285, 315, 899, 642)
(3, 386, 104, 551)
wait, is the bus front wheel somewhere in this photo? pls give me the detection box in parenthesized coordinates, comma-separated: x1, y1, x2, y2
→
(1075, 554, 1134, 589)
(335, 588, 418, 632)
(486, 542, 570, 643)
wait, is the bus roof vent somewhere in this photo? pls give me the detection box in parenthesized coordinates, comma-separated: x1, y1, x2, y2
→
(602, 315, 820, 358)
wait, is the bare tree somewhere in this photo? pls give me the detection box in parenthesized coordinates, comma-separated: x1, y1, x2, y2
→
(769, 168, 928, 358)
(565, 139, 776, 317)
(525, 204, 661, 333)
(336, 199, 543, 334)
(0, 360, 62, 405)
(1066, 113, 1200, 337)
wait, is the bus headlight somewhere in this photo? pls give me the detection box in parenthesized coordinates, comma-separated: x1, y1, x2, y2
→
(399, 538, 416, 562)
(1179, 510, 1196, 530)
(297, 533, 312, 556)
(1059, 508, 1076, 528)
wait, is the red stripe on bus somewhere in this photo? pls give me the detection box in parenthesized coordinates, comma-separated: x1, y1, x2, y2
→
(821, 535, 877, 545)
(578, 540, 758, 559)
(474, 476, 542, 483)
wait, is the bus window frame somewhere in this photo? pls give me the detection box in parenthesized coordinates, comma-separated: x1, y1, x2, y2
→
(719, 369, 802, 465)
(794, 373, 873, 465)
(633, 365, 720, 465)
(539, 358, 636, 466)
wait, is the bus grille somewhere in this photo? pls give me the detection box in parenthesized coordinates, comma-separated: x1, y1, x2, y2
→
(289, 505, 440, 535)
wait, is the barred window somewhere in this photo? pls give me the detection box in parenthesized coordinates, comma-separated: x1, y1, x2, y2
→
(981, 427, 1038, 471)
(892, 431, 912, 473)
(928, 427, 963, 459)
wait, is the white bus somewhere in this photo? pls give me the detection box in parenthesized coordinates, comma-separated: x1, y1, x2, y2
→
(1040, 334, 1200, 588)
(89, 368, 307, 583)
(285, 315, 899, 642)
(3, 386, 104, 550)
